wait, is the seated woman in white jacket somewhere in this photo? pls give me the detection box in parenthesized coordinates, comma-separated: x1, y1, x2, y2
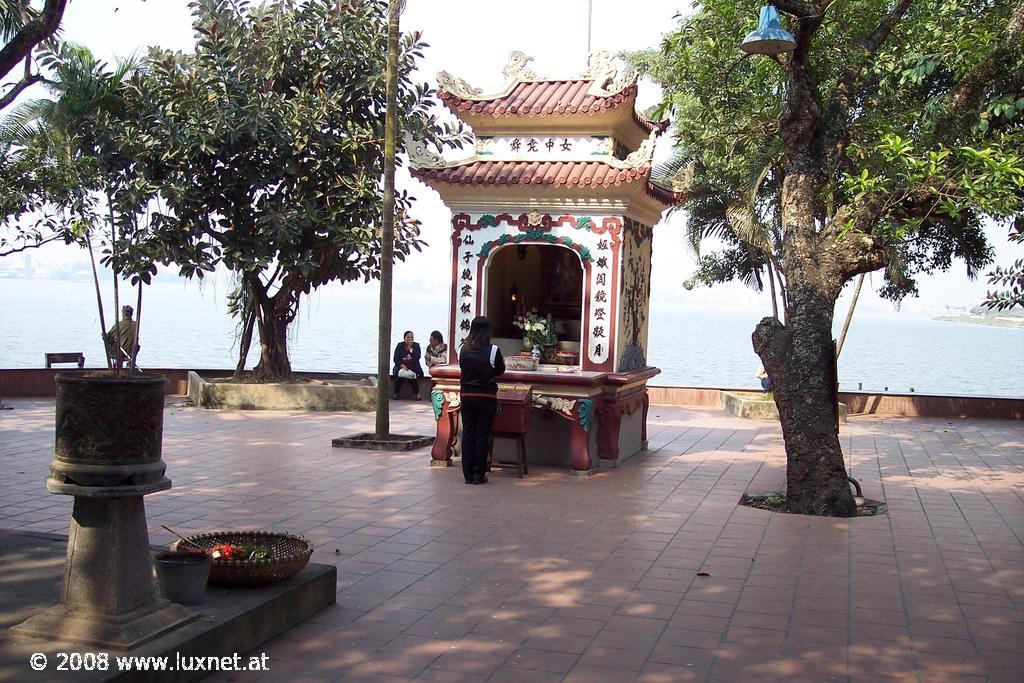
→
(424, 330, 448, 370)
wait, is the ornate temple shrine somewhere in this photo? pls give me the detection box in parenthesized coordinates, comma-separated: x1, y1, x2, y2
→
(410, 51, 683, 473)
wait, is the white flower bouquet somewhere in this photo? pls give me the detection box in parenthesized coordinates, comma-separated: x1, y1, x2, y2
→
(513, 308, 551, 348)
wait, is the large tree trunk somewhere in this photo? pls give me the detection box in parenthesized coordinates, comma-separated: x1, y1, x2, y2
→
(234, 303, 256, 379)
(754, 172, 856, 517)
(754, 292, 854, 516)
(252, 286, 292, 381)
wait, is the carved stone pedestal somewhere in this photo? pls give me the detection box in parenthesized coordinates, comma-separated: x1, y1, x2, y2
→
(13, 497, 196, 649)
(13, 373, 197, 649)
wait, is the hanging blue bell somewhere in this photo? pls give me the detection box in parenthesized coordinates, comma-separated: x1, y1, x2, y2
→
(740, 5, 798, 55)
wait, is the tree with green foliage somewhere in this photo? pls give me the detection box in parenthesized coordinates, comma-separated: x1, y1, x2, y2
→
(984, 216, 1023, 310)
(635, 0, 1024, 515)
(1, 43, 158, 372)
(0, 0, 68, 110)
(140, 0, 465, 381)
(0, 0, 72, 256)
(671, 150, 788, 320)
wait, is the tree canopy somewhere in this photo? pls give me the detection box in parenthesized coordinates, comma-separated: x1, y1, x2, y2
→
(139, 0, 466, 379)
(634, 0, 1024, 515)
(0, 0, 68, 110)
(638, 0, 1023, 305)
(1, 42, 162, 372)
(0, 0, 72, 256)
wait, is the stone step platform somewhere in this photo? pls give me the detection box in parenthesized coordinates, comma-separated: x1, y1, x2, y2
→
(0, 530, 335, 682)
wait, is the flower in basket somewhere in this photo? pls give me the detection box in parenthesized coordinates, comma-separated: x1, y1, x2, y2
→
(513, 308, 551, 348)
(209, 543, 272, 561)
(210, 543, 239, 560)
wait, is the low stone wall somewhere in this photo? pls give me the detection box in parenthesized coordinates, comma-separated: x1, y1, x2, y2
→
(186, 371, 377, 411)
(1, 369, 1019, 419)
(837, 392, 1022, 419)
(647, 384, 1021, 420)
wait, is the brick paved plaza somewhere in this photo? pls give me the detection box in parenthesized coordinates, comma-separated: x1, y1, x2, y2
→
(1, 398, 1021, 682)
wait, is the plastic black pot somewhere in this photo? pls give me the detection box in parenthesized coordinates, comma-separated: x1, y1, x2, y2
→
(155, 551, 212, 605)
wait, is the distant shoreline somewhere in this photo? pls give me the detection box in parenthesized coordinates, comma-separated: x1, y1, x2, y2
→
(934, 314, 1024, 329)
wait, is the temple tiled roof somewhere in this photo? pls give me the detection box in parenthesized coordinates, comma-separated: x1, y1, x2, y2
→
(439, 81, 667, 133)
(440, 80, 635, 116)
(411, 159, 681, 205)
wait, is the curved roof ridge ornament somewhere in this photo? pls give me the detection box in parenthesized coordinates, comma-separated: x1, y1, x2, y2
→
(501, 51, 537, 83)
(671, 160, 697, 193)
(583, 50, 639, 97)
(435, 51, 541, 102)
(404, 133, 448, 169)
(436, 71, 482, 100)
(435, 51, 644, 104)
(623, 130, 659, 168)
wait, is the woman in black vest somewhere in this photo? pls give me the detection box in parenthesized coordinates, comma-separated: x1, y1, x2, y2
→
(459, 316, 506, 484)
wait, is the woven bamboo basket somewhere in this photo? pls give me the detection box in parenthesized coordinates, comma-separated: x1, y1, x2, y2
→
(171, 530, 313, 586)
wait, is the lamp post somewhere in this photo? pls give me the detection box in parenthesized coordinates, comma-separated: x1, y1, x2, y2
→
(740, 5, 797, 55)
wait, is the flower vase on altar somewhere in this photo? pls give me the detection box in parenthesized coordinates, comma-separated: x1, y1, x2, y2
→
(515, 308, 552, 353)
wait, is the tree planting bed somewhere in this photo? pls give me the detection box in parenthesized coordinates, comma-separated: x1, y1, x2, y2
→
(722, 390, 848, 423)
(187, 371, 376, 411)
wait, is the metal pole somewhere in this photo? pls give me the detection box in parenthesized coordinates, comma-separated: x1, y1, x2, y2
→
(586, 0, 593, 59)
(375, 0, 401, 439)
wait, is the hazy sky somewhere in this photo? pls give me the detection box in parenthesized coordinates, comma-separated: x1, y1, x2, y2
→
(29, 0, 1021, 314)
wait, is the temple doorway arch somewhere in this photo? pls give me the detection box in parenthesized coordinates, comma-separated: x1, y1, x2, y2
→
(483, 243, 584, 361)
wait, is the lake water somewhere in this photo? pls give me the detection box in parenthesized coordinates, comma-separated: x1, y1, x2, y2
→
(1, 278, 1022, 398)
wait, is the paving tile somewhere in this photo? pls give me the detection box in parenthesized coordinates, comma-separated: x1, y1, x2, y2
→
(504, 647, 579, 674)
(340, 652, 436, 679)
(521, 631, 594, 654)
(563, 664, 637, 682)
(637, 662, 709, 682)
(426, 650, 508, 676)
(576, 645, 651, 671)
(648, 642, 716, 668)
(413, 668, 487, 683)
(732, 609, 788, 631)
(376, 635, 455, 658)
(914, 652, 987, 679)
(666, 612, 730, 634)
(2, 400, 1021, 683)
(604, 614, 668, 634)
(486, 668, 564, 683)
(910, 619, 974, 641)
(591, 627, 661, 652)
(541, 616, 606, 637)
(403, 618, 475, 640)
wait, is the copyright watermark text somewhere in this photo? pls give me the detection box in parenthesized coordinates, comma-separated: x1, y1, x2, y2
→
(29, 651, 270, 673)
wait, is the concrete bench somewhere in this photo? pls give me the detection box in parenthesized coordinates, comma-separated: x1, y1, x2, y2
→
(45, 353, 85, 369)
